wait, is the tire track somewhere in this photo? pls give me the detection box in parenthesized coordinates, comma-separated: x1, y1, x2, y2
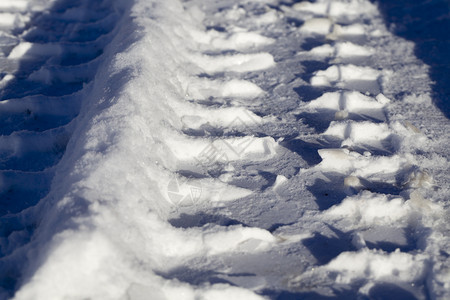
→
(0, 0, 119, 296)
(165, 1, 447, 299)
(1, 0, 448, 299)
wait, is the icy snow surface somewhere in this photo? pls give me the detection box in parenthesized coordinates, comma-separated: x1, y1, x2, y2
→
(0, 0, 449, 299)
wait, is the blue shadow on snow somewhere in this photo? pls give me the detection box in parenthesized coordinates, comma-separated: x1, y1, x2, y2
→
(374, 0, 450, 118)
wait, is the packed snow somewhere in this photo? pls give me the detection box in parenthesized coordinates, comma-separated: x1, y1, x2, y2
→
(0, 0, 449, 299)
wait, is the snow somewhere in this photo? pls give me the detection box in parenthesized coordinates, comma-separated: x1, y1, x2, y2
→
(0, 1, 29, 11)
(210, 31, 275, 51)
(327, 191, 411, 225)
(307, 42, 374, 58)
(0, 0, 449, 299)
(299, 18, 332, 36)
(293, 0, 378, 21)
(311, 65, 380, 85)
(192, 52, 275, 74)
(186, 78, 264, 99)
(326, 249, 427, 284)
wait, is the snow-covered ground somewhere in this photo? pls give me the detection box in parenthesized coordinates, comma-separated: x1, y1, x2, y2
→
(0, 0, 449, 299)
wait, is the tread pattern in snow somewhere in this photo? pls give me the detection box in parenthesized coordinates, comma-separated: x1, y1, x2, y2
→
(0, 0, 118, 296)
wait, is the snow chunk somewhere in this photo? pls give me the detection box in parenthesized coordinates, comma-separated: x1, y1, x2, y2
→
(376, 93, 391, 104)
(300, 18, 332, 35)
(336, 42, 374, 57)
(327, 249, 427, 284)
(294, 0, 378, 22)
(293, 1, 329, 15)
(0, 12, 29, 28)
(0, 1, 29, 11)
(311, 65, 380, 86)
(307, 91, 385, 112)
(221, 79, 264, 98)
(0, 13, 18, 27)
(317, 148, 411, 178)
(192, 52, 275, 73)
(211, 31, 275, 51)
(0, 74, 14, 88)
(328, 24, 366, 40)
(272, 175, 288, 192)
(7, 42, 32, 59)
(166, 135, 278, 164)
(305, 42, 374, 58)
(323, 121, 391, 148)
(311, 65, 381, 93)
(186, 78, 263, 100)
(326, 190, 443, 228)
(326, 191, 410, 226)
(253, 9, 279, 26)
(329, 1, 378, 22)
(307, 44, 334, 56)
